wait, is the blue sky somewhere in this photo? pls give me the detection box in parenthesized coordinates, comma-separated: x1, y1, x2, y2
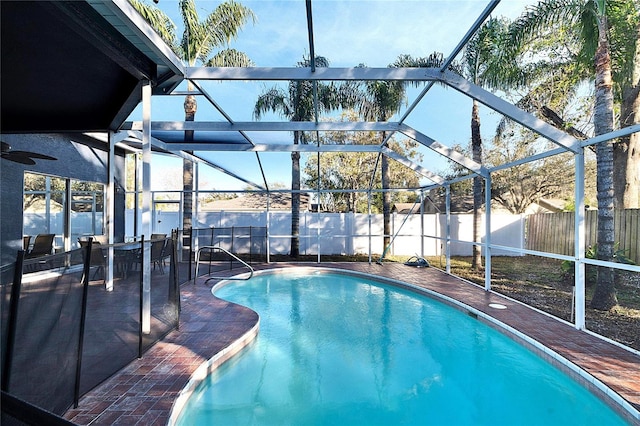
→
(132, 0, 538, 191)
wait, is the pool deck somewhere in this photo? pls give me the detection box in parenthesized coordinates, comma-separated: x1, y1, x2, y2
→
(64, 262, 640, 425)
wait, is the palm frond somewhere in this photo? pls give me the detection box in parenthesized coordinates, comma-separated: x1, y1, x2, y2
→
(391, 52, 450, 88)
(205, 0, 256, 48)
(297, 55, 330, 68)
(253, 87, 290, 120)
(607, 0, 640, 93)
(179, 0, 206, 64)
(206, 49, 254, 67)
(357, 80, 405, 122)
(315, 83, 343, 114)
(127, 0, 177, 50)
(509, 0, 585, 50)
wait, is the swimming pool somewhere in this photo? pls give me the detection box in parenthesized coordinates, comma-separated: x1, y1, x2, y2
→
(174, 269, 627, 425)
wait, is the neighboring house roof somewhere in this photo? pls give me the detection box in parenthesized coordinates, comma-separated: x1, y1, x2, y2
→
(391, 202, 424, 214)
(536, 198, 565, 213)
(201, 193, 311, 211)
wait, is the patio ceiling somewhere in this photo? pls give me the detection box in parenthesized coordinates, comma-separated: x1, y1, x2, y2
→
(0, 0, 183, 133)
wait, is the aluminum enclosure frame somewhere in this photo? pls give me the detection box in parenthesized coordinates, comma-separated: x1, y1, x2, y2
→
(103, 0, 640, 335)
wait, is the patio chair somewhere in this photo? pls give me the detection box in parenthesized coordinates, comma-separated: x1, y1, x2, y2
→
(79, 239, 106, 282)
(25, 234, 55, 258)
(151, 238, 167, 274)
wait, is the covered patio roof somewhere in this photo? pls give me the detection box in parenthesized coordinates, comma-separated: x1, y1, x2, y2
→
(0, 0, 183, 133)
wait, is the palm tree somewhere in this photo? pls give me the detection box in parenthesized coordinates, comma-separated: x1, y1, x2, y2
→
(366, 53, 463, 257)
(509, 0, 639, 210)
(129, 0, 255, 236)
(590, 1, 617, 310)
(356, 77, 406, 254)
(356, 54, 450, 256)
(612, 2, 640, 209)
(507, 0, 638, 309)
(253, 55, 346, 257)
(460, 18, 515, 270)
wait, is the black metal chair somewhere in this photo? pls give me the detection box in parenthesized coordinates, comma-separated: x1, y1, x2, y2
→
(79, 239, 106, 282)
(25, 234, 55, 258)
(150, 238, 167, 274)
(23, 235, 31, 251)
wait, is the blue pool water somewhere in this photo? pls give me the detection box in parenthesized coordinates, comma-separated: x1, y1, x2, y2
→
(176, 271, 627, 425)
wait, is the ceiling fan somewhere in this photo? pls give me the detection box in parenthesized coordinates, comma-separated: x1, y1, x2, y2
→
(1, 141, 57, 165)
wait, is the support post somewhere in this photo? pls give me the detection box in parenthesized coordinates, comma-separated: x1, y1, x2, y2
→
(106, 131, 115, 291)
(74, 240, 92, 407)
(368, 191, 372, 264)
(484, 174, 492, 291)
(445, 185, 451, 274)
(420, 190, 424, 258)
(134, 152, 140, 239)
(574, 149, 586, 329)
(64, 179, 71, 252)
(194, 162, 199, 229)
(266, 193, 271, 263)
(141, 80, 152, 334)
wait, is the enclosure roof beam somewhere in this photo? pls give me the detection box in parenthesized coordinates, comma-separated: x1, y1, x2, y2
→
(440, 70, 581, 153)
(123, 120, 402, 132)
(185, 152, 266, 190)
(185, 66, 444, 81)
(122, 119, 483, 178)
(113, 130, 265, 189)
(113, 130, 258, 190)
(184, 65, 580, 154)
(488, 147, 568, 173)
(306, 0, 316, 72)
(398, 124, 488, 177)
(399, 0, 501, 124)
(117, 130, 169, 150)
(162, 143, 382, 152)
(443, 0, 500, 70)
(581, 123, 640, 147)
(187, 79, 269, 190)
(381, 147, 445, 185)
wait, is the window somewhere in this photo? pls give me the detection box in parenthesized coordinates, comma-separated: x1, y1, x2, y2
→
(23, 172, 104, 250)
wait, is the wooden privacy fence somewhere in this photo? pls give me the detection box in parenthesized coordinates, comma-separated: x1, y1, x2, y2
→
(526, 209, 640, 264)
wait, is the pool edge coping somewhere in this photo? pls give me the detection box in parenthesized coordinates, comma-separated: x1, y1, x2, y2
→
(166, 318, 260, 425)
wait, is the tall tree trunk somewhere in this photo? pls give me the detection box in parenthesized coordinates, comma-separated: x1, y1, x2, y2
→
(290, 131, 300, 258)
(349, 190, 355, 213)
(591, 15, 618, 311)
(614, 21, 640, 209)
(183, 94, 196, 253)
(381, 132, 391, 253)
(471, 100, 483, 270)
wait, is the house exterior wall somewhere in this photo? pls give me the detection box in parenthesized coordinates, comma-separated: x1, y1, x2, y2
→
(0, 133, 126, 266)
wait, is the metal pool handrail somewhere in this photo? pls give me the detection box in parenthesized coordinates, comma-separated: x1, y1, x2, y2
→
(194, 245, 254, 284)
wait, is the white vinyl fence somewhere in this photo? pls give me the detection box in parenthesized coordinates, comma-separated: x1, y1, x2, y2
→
(23, 212, 104, 250)
(127, 210, 525, 257)
(24, 210, 525, 256)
